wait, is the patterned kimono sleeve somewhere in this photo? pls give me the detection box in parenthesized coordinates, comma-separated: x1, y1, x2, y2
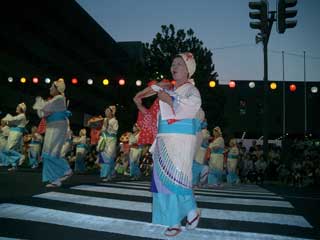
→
(161, 84, 201, 120)
(107, 118, 119, 134)
(40, 95, 66, 117)
(6, 114, 26, 126)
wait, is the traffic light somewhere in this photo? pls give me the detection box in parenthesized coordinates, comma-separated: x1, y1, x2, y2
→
(277, 0, 297, 34)
(249, 0, 268, 34)
(240, 100, 247, 115)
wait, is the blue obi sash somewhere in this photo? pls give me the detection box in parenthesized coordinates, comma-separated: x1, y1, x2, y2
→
(30, 140, 41, 145)
(10, 127, 25, 133)
(158, 118, 201, 135)
(201, 142, 209, 148)
(211, 148, 224, 154)
(46, 111, 71, 123)
(101, 132, 117, 138)
(76, 143, 88, 149)
(228, 154, 238, 159)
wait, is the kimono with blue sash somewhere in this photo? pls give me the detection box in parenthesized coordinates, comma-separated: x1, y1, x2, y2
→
(227, 146, 239, 184)
(192, 128, 210, 185)
(73, 135, 88, 172)
(98, 117, 118, 178)
(208, 136, 225, 185)
(0, 113, 27, 167)
(129, 132, 142, 178)
(150, 82, 201, 226)
(34, 95, 72, 183)
(28, 133, 43, 168)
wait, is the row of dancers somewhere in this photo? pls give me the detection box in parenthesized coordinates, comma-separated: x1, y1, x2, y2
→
(1, 52, 240, 236)
(0, 90, 240, 189)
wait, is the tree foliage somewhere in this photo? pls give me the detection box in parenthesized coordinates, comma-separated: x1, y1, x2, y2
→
(143, 24, 225, 128)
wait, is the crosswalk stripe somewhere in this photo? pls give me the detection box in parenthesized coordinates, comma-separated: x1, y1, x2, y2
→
(104, 181, 277, 195)
(35, 191, 151, 212)
(117, 181, 273, 194)
(195, 195, 293, 208)
(194, 187, 276, 195)
(194, 189, 283, 199)
(99, 183, 283, 199)
(0, 204, 312, 240)
(33, 191, 312, 228)
(0, 238, 25, 240)
(73, 184, 291, 208)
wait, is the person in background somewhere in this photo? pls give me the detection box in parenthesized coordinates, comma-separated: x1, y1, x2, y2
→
(0, 120, 10, 166)
(73, 128, 88, 173)
(192, 114, 210, 188)
(226, 138, 240, 184)
(97, 105, 118, 182)
(128, 123, 142, 180)
(0, 102, 28, 171)
(207, 126, 225, 187)
(28, 126, 43, 169)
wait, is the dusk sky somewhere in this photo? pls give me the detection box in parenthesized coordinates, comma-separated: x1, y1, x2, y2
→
(76, 0, 320, 84)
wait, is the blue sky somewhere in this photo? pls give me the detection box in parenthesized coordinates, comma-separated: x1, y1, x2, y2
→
(76, 0, 320, 83)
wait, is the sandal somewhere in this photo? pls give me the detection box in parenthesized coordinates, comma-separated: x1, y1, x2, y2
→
(186, 209, 201, 230)
(59, 171, 73, 182)
(164, 227, 182, 237)
(46, 182, 61, 188)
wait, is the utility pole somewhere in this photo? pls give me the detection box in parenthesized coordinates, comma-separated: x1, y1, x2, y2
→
(249, 0, 298, 161)
(249, 0, 275, 161)
(282, 51, 286, 137)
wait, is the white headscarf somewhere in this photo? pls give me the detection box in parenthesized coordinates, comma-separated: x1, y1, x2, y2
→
(18, 102, 27, 113)
(109, 105, 116, 115)
(177, 52, 196, 78)
(53, 79, 66, 94)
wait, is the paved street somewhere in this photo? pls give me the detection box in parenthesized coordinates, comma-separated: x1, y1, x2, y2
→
(0, 168, 319, 240)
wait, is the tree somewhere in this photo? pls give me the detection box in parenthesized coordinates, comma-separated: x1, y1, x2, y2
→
(143, 24, 225, 129)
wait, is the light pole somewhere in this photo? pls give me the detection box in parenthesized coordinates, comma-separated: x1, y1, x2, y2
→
(282, 51, 286, 137)
(303, 51, 307, 136)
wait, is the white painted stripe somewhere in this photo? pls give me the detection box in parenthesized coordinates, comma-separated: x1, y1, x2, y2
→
(194, 189, 283, 199)
(195, 195, 293, 208)
(35, 191, 151, 212)
(0, 238, 26, 240)
(116, 181, 274, 194)
(73, 184, 152, 197)
(99, 183, 283, 199)
(0, 204, 312, 240)
(34, 192, 312, 228)
(101, 183, 151, 191)
(73, 185, 290, 208)
(194, 187, 276, 195)
(110, 182, 276, 196)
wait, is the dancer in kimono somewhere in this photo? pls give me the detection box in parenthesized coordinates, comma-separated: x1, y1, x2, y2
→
(0, 103, 28, 171)
(207, 126, 225, 187)
(28, 126, 43, 169)
(73, 128, 88, 173)
(32, 79, 72, 187)
(226, 138, 240, 184)
(135, 52, 201, 237)
(192, 115, 210, 188)
(97, 105, 118, 182)
(129, 123, 142, 180)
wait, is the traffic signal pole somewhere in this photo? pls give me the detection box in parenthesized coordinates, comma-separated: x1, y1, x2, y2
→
(249, 0, 297, 161)
(262, 11, 275, 162)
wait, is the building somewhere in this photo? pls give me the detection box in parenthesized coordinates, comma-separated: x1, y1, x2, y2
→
(217, 80, 320, 139)
(0, 0, 143, 132)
